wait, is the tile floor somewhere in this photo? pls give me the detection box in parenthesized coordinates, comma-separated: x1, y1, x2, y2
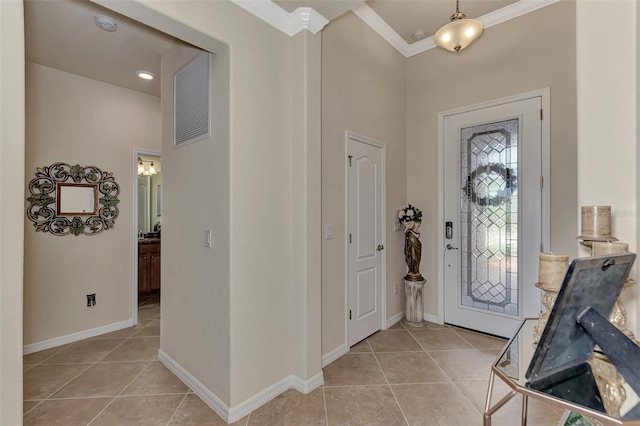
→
(23, 298, 563, 425)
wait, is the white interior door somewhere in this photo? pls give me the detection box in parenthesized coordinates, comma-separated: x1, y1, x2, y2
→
(443, 96, 544, 338)
(347, 135, 384, 346)
(138, 176, 149, 234)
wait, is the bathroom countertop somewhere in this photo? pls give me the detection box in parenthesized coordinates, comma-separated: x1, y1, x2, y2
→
(138, 238, 161, 244)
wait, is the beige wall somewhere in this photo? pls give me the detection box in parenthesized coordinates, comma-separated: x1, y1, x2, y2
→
(0, 0, 25, 422)
(96, 0, 319, 409)
(406, 1, 578, 317)
(321, 11, 407, 355)
(24, 63, 161, 345)
(576, 1, 637, 329)
(160, 44, 232, 404)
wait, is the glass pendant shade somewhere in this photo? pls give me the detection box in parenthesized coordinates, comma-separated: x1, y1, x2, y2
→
(137, 160, 145, 175)
(434, 17, 483, 52)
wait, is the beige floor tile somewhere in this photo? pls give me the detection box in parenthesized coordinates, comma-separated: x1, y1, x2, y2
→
(429, 350, 495, 382)
(90, 321, 151, 339)
(100, 336, 160, 362)
(23, 345, 70, 366)
(23, 400, 42, 415)
(41, 339, 124, 364)
(393, 383, 480, 425)
(247, 388, 325, 425)
(410, 328, 475, 351)
(323, 353, 386, 386)
(349, 339, 372, 353)
(325, 385, 406, 425)
(168, 394, 230, 425)
(122, 361, 188, 395)
(52, 361, 148, 398)
(23, 397, 112, 426)
(453, 328, 508, 350)
(138, 305, 161, 320)
(132, 319, 160, 337)
(388, 321, 406, 330)
(24, 364, 90, 400)
(367, 330, 423, 352)
(90, 394, 184, 426)
(376, 352, 450, 384)
(24, 365, 35, 373)
(456, 380, 563, 426)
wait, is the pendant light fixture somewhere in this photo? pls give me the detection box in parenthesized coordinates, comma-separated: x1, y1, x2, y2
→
(434, 0, 483, 52)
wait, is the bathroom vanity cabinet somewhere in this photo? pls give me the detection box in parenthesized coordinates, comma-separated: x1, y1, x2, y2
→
(138, 240, 160, 294)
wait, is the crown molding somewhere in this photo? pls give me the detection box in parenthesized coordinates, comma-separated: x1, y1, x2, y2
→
(229, 1, 328, 36)
(291, 7, 329, 35)
(351, 4, 409, 55)
(354, 0, 562, 58)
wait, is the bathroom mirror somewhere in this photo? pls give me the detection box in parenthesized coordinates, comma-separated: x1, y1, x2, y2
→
(57, 183, 98, 215)
(137, 156, 162, 235)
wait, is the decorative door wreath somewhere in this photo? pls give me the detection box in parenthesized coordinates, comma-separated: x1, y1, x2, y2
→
(464, 163, 517, 207)
(27, 163, 120, 236)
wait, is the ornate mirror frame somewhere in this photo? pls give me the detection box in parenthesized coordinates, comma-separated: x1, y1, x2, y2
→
(27, 163, 120, 236)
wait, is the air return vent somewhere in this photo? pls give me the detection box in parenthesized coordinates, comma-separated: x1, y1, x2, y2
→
(174, 52, 211, 147)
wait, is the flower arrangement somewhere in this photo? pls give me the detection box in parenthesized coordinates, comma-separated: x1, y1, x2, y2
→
(398, 204, 422, 224)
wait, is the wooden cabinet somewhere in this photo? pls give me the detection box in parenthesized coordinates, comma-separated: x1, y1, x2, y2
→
(138, 241, 160, 294)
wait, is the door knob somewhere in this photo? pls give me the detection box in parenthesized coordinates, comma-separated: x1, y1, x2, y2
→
(376, 244, 384, 251)
(446, 244, 458, 250)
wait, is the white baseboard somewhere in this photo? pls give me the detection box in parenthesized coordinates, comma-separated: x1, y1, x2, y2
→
(159, 349, 324, 424)
(322, 344, 348, 367)
(158, 350, 230, 421)
(424, 313, 441, 324)
(23, 319, 134, 355)
(386, 311, 405, 328)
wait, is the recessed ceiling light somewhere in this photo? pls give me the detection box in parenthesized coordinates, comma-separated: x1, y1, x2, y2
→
(137, 71, 154, 81)
(95, 15, 118, 32)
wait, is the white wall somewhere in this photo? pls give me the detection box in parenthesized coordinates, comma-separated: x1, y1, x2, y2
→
(24, 63, 160, 345)
(406, 1, 578, 317)
(321, 11, 407, 356)
(576, 0, 637, 330)
(0, 1, 25, 422)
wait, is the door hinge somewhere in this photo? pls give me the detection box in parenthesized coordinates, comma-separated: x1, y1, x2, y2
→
(540, 242, 544, 253)
(349, 233, 352, 243)
(349, 310, 352, 320)
(540, 176, 544, 188)
(348, 155, 353, 166)
(540, 109, 543, 120)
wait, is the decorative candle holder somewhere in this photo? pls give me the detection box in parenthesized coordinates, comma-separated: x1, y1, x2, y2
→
(532, 253, 569, 346)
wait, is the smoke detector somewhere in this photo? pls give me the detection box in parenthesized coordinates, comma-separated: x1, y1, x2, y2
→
(95, 15, 118, 32)
(411, 30, 426, 41)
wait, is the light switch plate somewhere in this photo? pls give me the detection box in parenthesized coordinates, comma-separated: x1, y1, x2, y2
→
(205, 229, 212, 248)
(325, 225, 333, 240)
(394, 222, 401, 232)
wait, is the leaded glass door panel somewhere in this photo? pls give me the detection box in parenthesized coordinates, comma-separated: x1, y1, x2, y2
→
(443, 96, 544, 338)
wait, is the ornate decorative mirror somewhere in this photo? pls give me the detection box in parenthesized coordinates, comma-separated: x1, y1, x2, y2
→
(27, 163, 120, 236)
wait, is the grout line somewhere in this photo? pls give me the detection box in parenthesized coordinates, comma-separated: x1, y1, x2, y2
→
(322, 385, 329, 426)
(86, 359, 154, 425)
(369, 343, 410, 426)
(165, 392, 189, 426)
(22, 399, 45, 417)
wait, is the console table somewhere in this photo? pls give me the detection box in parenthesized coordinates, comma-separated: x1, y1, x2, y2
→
(484, 319, 640, 426)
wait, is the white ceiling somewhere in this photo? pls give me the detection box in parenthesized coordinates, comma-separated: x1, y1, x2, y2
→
(24, 0, 188, 97)
(25, 0, 536, 97)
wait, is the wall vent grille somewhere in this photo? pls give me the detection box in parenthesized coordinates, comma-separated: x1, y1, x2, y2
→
(174, 52, 210, 146)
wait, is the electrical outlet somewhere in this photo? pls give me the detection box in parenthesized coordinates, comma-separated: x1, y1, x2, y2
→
(86, 293, 96, 307)
(394, 283, 398, 295)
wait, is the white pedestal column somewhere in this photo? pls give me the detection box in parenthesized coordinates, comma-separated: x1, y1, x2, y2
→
(404, 279, 426, 327)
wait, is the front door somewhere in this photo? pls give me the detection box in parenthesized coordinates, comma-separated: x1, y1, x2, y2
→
(347, 134, 384, 346)
(443, 95, 545, 338)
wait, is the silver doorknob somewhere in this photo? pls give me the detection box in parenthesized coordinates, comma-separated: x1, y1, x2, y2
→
(446, 244, 458, 250)
(376, 244, 384, 251)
